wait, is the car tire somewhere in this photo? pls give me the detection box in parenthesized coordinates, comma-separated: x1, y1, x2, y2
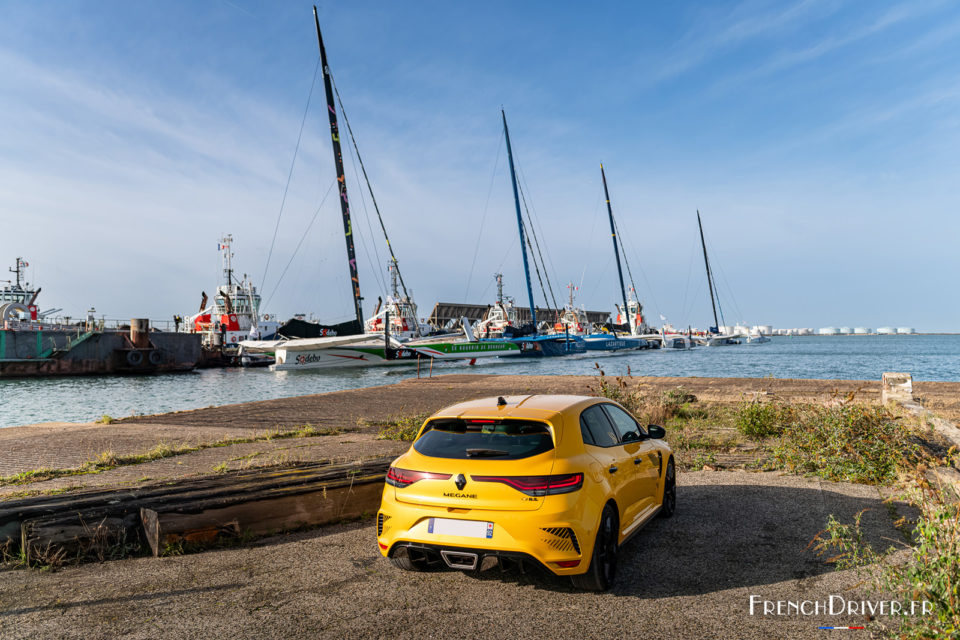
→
(571, 503, 618, 591)
(389, 548, 431, 572)
(659, 458, 676, 518)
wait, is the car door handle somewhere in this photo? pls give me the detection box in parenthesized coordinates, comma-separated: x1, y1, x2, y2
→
(608, 466, 618, 474)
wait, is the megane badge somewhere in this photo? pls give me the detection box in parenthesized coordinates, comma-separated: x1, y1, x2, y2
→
(455, 474, 467, 490)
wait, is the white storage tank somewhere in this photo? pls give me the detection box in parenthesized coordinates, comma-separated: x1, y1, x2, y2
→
(819, 327, 840, 335)
(753, 325, 773, 335)
(853, 327, 872, 334)
(897, 327, 916, 334)
(877, 327, 897, 335)
(838, 327, 852, 334)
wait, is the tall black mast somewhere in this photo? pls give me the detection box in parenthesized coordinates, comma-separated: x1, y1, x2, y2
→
(502, 109, 537, 327)
(313, 6, 362, 325)
(601, 165, 631, 333)
(697, 210, 719, 331)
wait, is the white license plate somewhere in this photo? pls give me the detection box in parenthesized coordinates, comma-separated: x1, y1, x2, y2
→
(427, 518, 494, 539)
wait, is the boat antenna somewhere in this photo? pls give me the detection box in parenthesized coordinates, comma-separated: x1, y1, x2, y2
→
(9, 257, 25, 289)
(697, 210, 719, 331)
(502, 109, 537, 328)
(314, 6, 363, 325)
(220, 235, 234, 286)
(601, 164, 632, 333)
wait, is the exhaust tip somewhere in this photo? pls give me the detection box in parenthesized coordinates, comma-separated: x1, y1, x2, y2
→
(440, 550, 479, 570)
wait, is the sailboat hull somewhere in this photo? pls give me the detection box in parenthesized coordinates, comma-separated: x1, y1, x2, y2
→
(581, 334, 648, 351)
(271, 340, 520, 370)
(490, 335, 587, 357)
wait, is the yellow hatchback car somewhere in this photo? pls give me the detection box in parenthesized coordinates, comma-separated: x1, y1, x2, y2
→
(376, 394, 675, 591)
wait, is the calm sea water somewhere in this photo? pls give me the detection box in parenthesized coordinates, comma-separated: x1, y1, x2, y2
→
(1, 335, 958, 429)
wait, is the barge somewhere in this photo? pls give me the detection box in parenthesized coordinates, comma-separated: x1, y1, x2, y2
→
(0, 258, 200, 377)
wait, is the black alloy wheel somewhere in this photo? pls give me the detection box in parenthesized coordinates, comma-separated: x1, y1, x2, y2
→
(659, 458, 676, 518)
(571, 504, 618, 591)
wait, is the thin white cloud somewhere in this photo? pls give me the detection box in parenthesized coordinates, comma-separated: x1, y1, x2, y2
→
(651, 0, 838, 82)
(708, 3, 933, 94)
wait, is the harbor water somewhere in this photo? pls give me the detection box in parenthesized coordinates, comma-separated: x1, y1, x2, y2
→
(1, 334, 958, 429)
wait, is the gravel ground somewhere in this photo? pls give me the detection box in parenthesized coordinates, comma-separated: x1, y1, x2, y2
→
(0, 470, 914, 640)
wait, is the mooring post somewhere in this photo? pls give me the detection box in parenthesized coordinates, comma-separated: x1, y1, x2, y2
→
(384, 310, 391, 359)
(429, 357, 434, 378)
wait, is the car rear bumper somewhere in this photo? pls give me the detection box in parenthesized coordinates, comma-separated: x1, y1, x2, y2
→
(377, 488, 600, 576)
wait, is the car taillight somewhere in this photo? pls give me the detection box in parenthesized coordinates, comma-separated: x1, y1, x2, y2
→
(472, 473, 583, 496)
(385, 467, 452, 487)
(554, 559, 581, 568)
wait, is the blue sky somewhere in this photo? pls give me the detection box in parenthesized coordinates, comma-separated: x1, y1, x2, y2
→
(1, 0, 958, 331)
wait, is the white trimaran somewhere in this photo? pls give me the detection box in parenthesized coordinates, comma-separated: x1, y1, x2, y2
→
(241, 7, 519, 370)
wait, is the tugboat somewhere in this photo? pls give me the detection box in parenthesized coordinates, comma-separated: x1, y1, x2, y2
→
(0, 257, 43, 328)
(474, 273, 520, 339)
(183, 235, 279, 367)
(363, 260, 433, 340)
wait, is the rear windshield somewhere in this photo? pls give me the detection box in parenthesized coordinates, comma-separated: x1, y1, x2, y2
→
(413, 419, 554, 460)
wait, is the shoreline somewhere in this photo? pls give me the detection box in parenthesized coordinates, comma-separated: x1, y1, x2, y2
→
(4, 373, 960, 490)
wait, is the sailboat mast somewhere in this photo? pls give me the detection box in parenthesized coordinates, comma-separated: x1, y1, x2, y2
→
(313, 6, 363, 325)
(601, 164, 631, 333)
(697, 210, 719, 330)
(502, 109, 537, 327)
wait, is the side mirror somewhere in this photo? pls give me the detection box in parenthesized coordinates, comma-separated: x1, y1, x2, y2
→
(647, 424, 666, 439)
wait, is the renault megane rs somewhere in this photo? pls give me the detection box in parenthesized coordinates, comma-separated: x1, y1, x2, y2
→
(376, 394, 675, 591)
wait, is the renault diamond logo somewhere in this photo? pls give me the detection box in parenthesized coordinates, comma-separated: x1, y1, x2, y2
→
(455, 474, 467, 490)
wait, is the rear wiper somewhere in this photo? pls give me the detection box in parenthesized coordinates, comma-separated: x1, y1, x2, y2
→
(466, 448, 509, 458)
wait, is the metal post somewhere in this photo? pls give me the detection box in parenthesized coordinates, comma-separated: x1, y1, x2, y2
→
(384, 310, 390, 359)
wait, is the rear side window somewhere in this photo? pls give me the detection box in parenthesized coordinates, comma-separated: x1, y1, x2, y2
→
(413, 419, 554, 460)
(602, 404, 644, 442)
(580, 405, 619, 447)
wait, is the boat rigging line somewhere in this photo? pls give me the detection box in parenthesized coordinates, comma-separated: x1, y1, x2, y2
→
(262, 178, 338, 310)
(330, 74, 414, 313)
(259, 55, 322, 295)
(707, 233, 745, 327)
(337, 101, 389, 297)
(577, 188, 604, 295)
(464, 132, 504, 302)
(517, 179, 561, 316)
(612, 218, 638, 309)
(515, 162, 562, 305)
(615, 216, 664, 324)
